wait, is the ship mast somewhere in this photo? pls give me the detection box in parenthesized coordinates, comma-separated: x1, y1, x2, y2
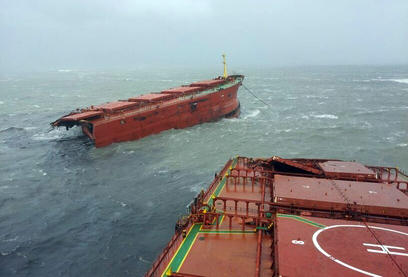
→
(222, 54, 228, 79)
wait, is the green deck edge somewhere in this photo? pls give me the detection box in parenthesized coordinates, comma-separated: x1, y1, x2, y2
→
(161, 224, 201, 276)
(161, 158, 240, 276)
(199, 230, 256, 234)
(277, 214, 326, 228)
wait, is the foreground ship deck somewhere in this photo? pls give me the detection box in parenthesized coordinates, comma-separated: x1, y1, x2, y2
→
(146, 156, 408, 277)
(51, 75, 244, 147)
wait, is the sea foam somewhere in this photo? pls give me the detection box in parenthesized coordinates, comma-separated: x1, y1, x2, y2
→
(311, 114, 338, 119)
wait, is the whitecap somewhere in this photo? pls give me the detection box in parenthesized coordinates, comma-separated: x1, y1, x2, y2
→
(390, 79, 408, 84)
(244, 109, 260, 119)
(32, 129, 66, 141)
(189, 183, 203, 193)
(373, 78, 408, 84)
(311, 114, 338, 119)
(57, 69, 72, 72)
(23, 127, 38, 131)
(0, 101, 4, 104)
(139, 256, 151, 264)
(397, 143, 407, 147)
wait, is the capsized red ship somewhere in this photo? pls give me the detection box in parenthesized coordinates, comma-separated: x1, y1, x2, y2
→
(51, 75, 244, 147)
(146, 156, 408, 277)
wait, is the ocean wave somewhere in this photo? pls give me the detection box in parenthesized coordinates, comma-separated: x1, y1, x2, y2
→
(24, 126, 38, 131)
(305, 95, 329, 99)
(243, 109, 260, 119)
(31, 129, 67, 141)
(0, 127, 25, 133)
(373, 78, 408, 84)
(311, 114, 338, 119)
(390, 79, 408, 84)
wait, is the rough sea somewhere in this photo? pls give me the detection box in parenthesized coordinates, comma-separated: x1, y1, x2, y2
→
(0, 65, 407, 276)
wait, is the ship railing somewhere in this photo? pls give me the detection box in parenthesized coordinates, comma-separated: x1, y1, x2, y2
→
(369, 165, 408, 182)
(144, 228, 186, 277)
(232, 163, 408, 186)
(212, 196, 408, 226)
(202, 159, 234, 202)
(368, 166, 408, 194)
(192, 210, 273, 231)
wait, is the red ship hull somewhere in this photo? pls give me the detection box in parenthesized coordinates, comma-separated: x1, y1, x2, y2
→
(52, 75, 244, 147)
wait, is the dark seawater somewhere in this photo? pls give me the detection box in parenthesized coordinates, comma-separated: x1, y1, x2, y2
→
(0, 65, 407, 276)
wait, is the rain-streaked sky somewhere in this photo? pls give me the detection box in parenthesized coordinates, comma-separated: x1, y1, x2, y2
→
(1, 0, 407, 71)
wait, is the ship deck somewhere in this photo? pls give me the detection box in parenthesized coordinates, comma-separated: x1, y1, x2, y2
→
(146, 157, 408, 277)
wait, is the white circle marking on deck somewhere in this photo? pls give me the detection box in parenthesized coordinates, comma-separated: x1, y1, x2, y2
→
(312, 225, 408, 277)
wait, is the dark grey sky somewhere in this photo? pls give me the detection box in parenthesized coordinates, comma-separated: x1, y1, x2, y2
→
(1, 0, 407, 71)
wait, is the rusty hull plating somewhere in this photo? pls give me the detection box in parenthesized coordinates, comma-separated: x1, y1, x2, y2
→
(146, 156, 408, 277)
(51, 75, 244, 147)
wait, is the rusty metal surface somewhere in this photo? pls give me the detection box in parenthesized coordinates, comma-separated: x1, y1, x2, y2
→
(319, 161, 377, 179)
(189, 79, 224, 87)
(274, 175, 408, 217)
(269, 156, 323, 175)
(128, 93, 173, 102)
(60, 110, 103, 121)
(96, 101, 138, 112)
(161, 86, 200, 94)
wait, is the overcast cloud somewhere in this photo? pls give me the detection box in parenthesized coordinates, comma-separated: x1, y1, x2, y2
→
(1, 0, 407, 71)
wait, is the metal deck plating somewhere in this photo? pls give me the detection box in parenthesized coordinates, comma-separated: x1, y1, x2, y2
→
(146, 156, 408, 277)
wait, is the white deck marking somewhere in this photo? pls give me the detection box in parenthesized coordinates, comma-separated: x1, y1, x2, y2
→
(292, 240, 305, 245)
(312, 225, 408, 277)
(363, 243, 408, 257)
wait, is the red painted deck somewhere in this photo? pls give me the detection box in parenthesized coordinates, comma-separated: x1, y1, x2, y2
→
(319, 161, 377, 179)
(190, 79, 225, 87)
(274, 175, 408, 217)
(128, 93, 173, 103)
(60, 110, 103, 121)
(96, 101, 139, 112)
(276, 216, 408, 277)
(146, 156, 408, 277)
(161, 87, 200, 94)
